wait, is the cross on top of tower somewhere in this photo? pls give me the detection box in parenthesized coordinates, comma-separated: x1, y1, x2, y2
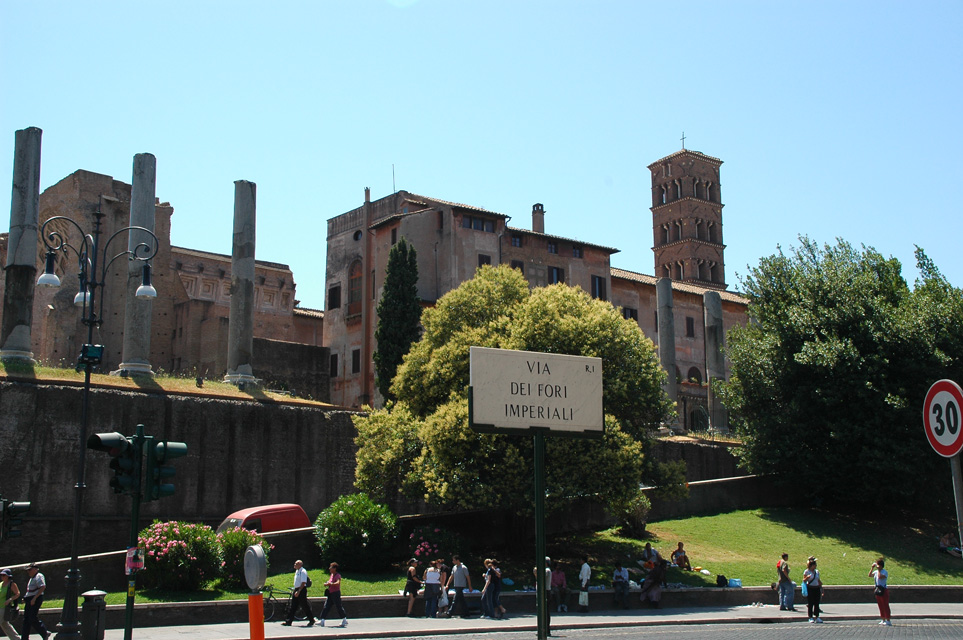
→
(681, 131, 686, 150)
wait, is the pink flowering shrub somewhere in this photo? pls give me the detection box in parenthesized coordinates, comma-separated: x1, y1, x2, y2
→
(407, 525, 467, 561)
(218, 527, 273, 588)
(138, 520, 223, 590)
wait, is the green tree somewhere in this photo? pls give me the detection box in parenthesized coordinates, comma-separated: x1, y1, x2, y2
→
(355, 264, 672, 513)
(720, 237, 963, 507)
(374, 238, 421, 401)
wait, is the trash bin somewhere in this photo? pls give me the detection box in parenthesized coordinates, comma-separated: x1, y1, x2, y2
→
(80, 590, 107, 640)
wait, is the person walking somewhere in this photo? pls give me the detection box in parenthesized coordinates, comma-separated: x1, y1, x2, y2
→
(1, 569, 21, 640)
(21, 564, 49, 640)
(869, 557, 892, 626)
(281, 560, 316, 627)
(490, 559, 507, 619)
(318, 562, 347, 628)
(437, 560, 450, 616)
(802, 557, 823, 623)
(776, 553, 795, 611)
(447, 555, 472, 618)
(480, 559, 496, 618)
(403, 558, 422, 617)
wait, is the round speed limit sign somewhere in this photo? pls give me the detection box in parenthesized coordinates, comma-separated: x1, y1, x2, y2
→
(923, 379, 963, 458)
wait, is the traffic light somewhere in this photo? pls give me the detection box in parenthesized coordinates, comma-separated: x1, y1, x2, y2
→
(87, 432, 141, 495)
(0, 498, 30, 541)
(145, 440, 188, 501)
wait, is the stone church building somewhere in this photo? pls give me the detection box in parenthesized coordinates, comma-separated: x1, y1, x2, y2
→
(323, 148, 748, 428)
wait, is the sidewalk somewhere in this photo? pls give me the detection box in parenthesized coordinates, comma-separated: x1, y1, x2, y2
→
(103, 602, 963, 640)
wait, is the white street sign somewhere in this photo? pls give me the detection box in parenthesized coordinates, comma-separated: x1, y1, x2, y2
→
(469, 346, 603, 435)
(923, 379, 963, 458)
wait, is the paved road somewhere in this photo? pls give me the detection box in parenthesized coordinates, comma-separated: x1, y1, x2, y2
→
(426, 621, 963, 640)
(103, 603, 963, 640)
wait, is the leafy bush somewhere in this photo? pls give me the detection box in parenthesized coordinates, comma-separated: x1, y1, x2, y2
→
(314, 493, 398, 572)
(407, 525, 468, 561)
(138, 520, 223, 590)
(218, 527, 273, 588)
(609, 489, 652, 538)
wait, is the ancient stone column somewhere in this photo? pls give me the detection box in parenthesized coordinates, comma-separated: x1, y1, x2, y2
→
(656, 277, 678, 420)
(224, 180, 257, 386)
(1, 127, 42, 362)
(704, 290, 728, 432)
(114, 153, 157, 376)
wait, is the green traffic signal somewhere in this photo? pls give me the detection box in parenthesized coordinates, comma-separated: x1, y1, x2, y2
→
(87, 432, 141, 495)
(146, 441, 188, 501)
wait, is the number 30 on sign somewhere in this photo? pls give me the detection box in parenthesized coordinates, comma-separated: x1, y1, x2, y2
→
(923, 379, 963, 458)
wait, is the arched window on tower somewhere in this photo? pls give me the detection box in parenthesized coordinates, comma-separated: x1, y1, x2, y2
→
(687, 367, 703, 384)
(347, 260, 363, 315)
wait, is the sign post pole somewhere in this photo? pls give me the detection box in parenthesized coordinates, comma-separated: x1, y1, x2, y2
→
(951, 455, 963, 556)
(534, 432, 548, 640)
(923, 379, 963, 558)
(469, 347, 604, 640)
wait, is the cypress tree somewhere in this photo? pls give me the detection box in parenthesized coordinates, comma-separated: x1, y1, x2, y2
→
(374, 238, 421, 402)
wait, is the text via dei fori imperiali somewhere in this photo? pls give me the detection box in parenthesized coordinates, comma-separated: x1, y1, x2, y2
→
(504, 360, 594, 422)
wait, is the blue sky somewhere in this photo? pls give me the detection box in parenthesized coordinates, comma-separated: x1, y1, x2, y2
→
(2, 0, 961, 310)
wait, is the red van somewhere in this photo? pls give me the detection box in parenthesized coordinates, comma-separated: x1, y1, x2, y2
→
(216, 503, 311, 534)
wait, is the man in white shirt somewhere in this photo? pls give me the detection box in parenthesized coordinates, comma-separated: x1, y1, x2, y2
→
(283, 560, 316, 627)
(22, 563, 50, 640)
(612, 561, 630, 609)
(578, 556, 591, 612)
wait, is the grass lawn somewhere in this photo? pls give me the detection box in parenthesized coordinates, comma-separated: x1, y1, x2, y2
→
(552, 507, 963, 588)
(41, 507, 963, 609)
(0, 360, 329, 406)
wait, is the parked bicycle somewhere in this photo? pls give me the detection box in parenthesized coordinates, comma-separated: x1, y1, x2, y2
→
(261, 584, 309, 622)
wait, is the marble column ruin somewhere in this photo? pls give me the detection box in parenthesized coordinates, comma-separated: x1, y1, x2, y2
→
(115, 153, 157, 375)
(704, 290, 728, 432)
(224, 180, 257, 386)
(1, 127, 42, 362)
(656, 277, 678, 423)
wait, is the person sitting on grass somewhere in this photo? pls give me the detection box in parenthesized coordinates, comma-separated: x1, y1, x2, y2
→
(939, 532, 962, 558)
(639, 559, 668, 607)
(671, 542, 692, 571)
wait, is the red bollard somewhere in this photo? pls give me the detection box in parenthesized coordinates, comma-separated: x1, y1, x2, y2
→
(249, 592, 265, 640)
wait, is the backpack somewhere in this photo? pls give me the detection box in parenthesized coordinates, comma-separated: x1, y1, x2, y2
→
(716, 574, 727, 588)
(306, 574, 313, 588)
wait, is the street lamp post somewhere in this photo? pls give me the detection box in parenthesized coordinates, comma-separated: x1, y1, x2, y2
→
(37, 208, 158, 640)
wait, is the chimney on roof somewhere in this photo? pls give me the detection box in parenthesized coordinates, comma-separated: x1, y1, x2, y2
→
(532, 203, 545, 234)
(364, 187, 370, 203)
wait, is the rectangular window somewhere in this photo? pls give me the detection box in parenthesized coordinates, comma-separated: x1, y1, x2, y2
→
(351, 348, 361, 374)
(573, 246, 583, 258)
(654, 311, 659, 332)
(548, 242, 558, 254)
(329, 354, 339, 378)
(591, 275, 607, 300)
(462, 216, 472, 229)
(473, 217, 483, 230)
(463, 216, 495, 233)
(484, 219, 494, 232)
(548, 266, 564, 284)
(622, 307, 638, 321)
(510, 260, 524, 273)
(478, 254, 492, 267)
(391, 228, 398, 245)
(327, 285, 341, 310)
(686, 316, 695, 337)
(511, 235, 522, 248)
(438, 211, 444, 230)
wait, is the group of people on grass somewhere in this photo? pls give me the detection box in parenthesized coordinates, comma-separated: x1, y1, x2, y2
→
(278, 545, 899, 627)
